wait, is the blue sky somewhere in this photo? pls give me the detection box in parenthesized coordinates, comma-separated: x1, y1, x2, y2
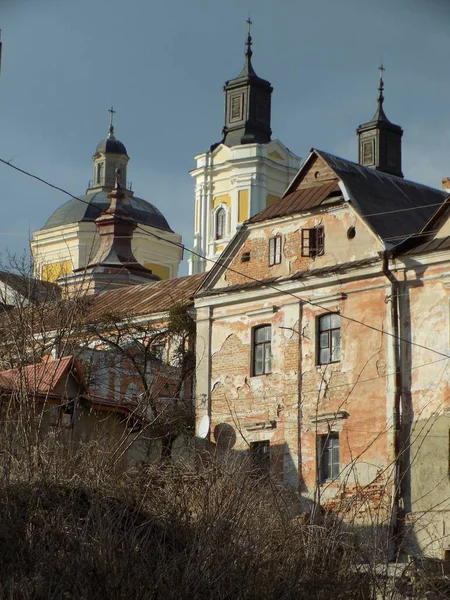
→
(0, 0, 448, 273)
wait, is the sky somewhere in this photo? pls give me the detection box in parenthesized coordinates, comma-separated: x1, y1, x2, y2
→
(0, 0, 449, 274)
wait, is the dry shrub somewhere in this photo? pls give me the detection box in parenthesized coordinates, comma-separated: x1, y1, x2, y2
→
(0, 451, 374, 600)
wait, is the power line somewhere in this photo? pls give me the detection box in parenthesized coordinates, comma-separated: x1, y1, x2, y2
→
(2, 156, 449, 361)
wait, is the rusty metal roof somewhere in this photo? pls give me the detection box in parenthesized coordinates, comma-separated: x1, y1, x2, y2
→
(0, 356, 82, 395)
(84, 273, 207, 321)
(249, 180, 341, 223)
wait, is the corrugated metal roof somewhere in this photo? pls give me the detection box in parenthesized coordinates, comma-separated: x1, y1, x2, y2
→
(84, 273, 206, 321)
(249, 180, 341, 223)
(0, 356, 80, 395)
(404, 235, 450, 255)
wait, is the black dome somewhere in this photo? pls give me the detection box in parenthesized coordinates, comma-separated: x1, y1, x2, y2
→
(42, 190, 173, 232)
(95, 135, 128, 156)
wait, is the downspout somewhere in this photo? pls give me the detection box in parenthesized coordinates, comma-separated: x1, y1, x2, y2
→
(297, 300, 304, 499)
(382, 251, 402, 558)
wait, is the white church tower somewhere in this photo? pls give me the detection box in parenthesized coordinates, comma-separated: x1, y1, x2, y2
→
(189, 21, 301, 274)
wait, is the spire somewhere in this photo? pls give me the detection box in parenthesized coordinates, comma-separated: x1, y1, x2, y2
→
(371, 64, 390, 123)
(356, 65, 404, 178)
(108, 106, 116, 138)
(221, 19, 273, 147)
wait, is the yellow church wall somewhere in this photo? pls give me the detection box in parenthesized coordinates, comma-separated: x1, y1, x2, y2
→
(213, 194, 231, 209)
(266, 194, 280, 208)
(144, 263, 170, 280)
(238, 190, 249, 222)
(41, 260, 73, 283)
(268, 150, 284, 161)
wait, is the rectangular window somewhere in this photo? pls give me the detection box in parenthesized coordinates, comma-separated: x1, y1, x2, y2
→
(362, 140, 375, 166)
(317, 313, 341, 364)
(230, 95, 243, 121)
(252, 325, 272, 376)
(301, 226, 324, 258)
(269, 236, 282, 266)
(250, 440, 271, 475)
(318, 433, 340, 482)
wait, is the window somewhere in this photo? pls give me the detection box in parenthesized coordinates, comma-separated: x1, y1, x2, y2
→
(96, 162, 104, 185)
(318, 433, 340, 482)
(250, 440, 270, 475)
(301, 226, 324, 258)
(317, 313, 341, 364)
(241, 252, 251, 263)
(230, 94, 243, 121)
(215, 207, 226, 240)
(362, 140, 375, 166)
(269, 236, 282, 266)
(252, 325, 272, 376)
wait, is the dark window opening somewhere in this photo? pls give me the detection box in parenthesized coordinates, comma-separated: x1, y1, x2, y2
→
(302, 226, 324, 258)
(215, 208, 226, 240)
(241, 252, 251, 263)
(318, 433, 340, 482)
(269, 236, 282, 266)
(252, 325, 272, 376)
(317, 313, 341, 365)
(250, 440, 270, 475)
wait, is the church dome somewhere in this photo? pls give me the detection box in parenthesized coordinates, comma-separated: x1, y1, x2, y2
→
(95, 135, 128, 156)
(42, 190, 173, 232)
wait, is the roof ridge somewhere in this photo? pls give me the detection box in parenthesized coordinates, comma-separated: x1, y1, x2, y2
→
(315, 149, 446, 195)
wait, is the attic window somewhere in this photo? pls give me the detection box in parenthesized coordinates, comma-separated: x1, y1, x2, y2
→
(302, 226, 324, 258)
(241, 252, 251, 263)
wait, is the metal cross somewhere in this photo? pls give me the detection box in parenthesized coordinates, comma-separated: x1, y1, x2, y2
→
(246, 15, 252, 36)
(379, 64, 385, 79)
(108, 106, 116, 128)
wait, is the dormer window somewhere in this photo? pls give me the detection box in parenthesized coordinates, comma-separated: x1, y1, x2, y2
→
(215, 207, 226, 240)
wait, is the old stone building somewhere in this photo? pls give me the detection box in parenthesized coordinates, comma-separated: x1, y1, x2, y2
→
(194, 70, 450, 557)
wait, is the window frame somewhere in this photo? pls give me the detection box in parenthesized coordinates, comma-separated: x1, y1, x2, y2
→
(215, 207, 226, 241)
(269, 235, 282, 266)
(318, 432, 340, 483)
(317, 312, 341, 365)
(251, 324, 272, 376)
(301, 226, 324, 258)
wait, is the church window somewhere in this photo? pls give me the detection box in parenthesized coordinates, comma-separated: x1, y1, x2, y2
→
(215, 208, 226, 240)
(96, 162, 104, 185)
(301, 226, 324, 258)
(362, 140, 375, 166)
(230, 95, 243, 122)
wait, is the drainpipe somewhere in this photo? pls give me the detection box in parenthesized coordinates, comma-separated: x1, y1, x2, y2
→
(382, 251, 402, 558)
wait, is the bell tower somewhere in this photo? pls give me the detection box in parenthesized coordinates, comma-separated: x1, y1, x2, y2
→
(188, 21, 301, 275)
(222, 18, 273, 147)
(357, 66, 403, 178)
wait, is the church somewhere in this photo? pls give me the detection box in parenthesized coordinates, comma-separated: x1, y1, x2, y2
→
(30, 25, 301, 288)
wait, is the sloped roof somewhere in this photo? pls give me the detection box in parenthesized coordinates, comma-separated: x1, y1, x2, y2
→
(0, 356, 83, 396)
(83, 273, 207, 321)
(253, 149, 447, 247)
(249, 179, 341, 223)
(0, 271, 61, 304)
(315, 150, 447, 246)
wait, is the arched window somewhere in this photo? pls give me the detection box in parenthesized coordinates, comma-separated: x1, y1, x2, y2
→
(215, 207, 226, 240)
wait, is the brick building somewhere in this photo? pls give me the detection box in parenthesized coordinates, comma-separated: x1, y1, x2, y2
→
(194, 71, 450, 556)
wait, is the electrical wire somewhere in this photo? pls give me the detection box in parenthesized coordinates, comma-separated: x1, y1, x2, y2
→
(2, 156, 450, 361)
